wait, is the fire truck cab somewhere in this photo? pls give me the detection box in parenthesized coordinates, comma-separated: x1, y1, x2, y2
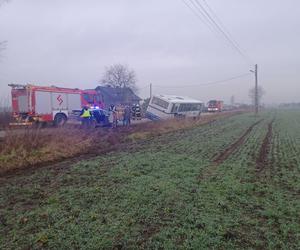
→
(9, 84, 104, 126)
(207, 100, 224, 112)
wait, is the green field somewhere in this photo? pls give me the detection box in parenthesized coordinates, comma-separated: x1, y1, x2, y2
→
(0, 111, 299, 249)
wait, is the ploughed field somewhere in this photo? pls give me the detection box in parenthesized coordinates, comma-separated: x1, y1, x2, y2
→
(0, 110, 299, 249)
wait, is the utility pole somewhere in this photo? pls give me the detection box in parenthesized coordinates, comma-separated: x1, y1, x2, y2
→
(150, 83, 152, 99)
(255, 64, 258, 115)
(230, 95, 235, 106)
(250, 64, 259, 115)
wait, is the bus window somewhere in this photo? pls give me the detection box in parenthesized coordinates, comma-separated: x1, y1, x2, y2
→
(171, 103, 179, 113)
(190, 103, 202, 111)
(178, 104, 185, 112)
(179, 103, 192, 112)
(178, 103, 202, 112)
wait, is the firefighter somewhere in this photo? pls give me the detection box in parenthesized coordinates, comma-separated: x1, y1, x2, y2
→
(132, 104, 141, 120)
(80, 106, 91, 128)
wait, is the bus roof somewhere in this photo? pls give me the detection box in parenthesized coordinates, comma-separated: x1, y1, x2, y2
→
(154, 94, 203, 104)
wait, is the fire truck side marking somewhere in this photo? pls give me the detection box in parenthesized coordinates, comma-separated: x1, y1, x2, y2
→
(57, 95, 63, 106)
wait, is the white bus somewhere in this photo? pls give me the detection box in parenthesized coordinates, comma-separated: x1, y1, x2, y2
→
(146, 95, 203, 121)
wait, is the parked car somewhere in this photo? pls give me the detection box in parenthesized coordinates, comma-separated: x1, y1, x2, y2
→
(71, 108, 110, 127)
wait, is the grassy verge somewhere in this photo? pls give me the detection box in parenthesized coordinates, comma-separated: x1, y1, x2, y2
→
(0, 111, 241, 175)
(0, 127, 94, 174)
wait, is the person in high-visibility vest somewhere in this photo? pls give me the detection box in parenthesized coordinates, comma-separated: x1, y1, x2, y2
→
(80, 106, 91, 128)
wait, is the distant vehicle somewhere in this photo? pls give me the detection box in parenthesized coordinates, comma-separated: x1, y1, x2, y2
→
(146, 94, 203, 121)
(207, 100, 224, 112)
(9, 84, 104, 126)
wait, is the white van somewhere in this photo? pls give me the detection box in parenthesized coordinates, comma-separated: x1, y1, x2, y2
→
(146, 95, 203, 120)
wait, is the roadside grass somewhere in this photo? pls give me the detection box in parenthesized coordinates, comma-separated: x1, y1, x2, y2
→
(0, 111, 241, 174)
(0, 110, 12, 129)
(3, 112, 299, 249)
(0, 127, 94, 174)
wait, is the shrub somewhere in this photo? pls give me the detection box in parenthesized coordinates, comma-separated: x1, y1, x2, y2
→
(0, 127, 93, 174)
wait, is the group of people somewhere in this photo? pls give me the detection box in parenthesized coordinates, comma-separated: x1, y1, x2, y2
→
(80, 103, 141, 128)
(108, 104, 131, 128)
(108, 104, 142, 127)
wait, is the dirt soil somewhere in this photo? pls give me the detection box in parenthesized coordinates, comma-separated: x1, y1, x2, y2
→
(256, 119, 274, 172)
(213, 119, 263, 164)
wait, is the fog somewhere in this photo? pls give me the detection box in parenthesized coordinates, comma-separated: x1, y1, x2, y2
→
(0, 0, 300, 104)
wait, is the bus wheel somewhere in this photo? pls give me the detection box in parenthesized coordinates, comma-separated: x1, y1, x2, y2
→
(54, 113, 67, 127)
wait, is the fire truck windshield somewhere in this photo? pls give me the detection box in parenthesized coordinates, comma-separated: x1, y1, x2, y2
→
(208, 100, 217, 105)
(83, 93, 94, 104)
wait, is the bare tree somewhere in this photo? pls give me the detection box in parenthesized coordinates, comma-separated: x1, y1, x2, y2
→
(0, 1, 9, 56)
(100, 64, 137, 91)
(0, 0, 9, 7)
(248, 86, 265, 105)
(0, 40, 7, 54)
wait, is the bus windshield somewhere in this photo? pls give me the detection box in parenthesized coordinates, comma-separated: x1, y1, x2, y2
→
(151, 97, 169, 109)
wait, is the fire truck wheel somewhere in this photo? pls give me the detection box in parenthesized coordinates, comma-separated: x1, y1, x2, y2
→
(54, 113, 67, 127)
(34, 121, 47, 129)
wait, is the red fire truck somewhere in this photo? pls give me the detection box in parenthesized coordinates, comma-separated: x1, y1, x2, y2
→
(9, 84, 104, 126)
(207, 100, 224, 112)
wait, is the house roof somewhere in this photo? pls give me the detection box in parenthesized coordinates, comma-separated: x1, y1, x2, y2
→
(96, 86, 141, 102)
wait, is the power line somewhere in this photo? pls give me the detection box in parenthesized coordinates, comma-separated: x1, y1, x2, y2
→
(194, 0, 252, 64)
(181, 0, 216, 34)
(182, 0, 251, 62)
(181, 0, 253, 65)
(154, 72, 252, 89)
(196, 0, 253, 64)
(202, 0, 242, 50)
(184, 0, 234, 43)
(188, 0, 225, 37)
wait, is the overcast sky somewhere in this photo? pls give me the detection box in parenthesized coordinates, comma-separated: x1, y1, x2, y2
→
(0, 0, 299, 104)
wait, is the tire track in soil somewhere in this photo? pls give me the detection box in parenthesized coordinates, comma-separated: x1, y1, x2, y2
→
(256, 118, 274, 173)
(213, 119, 264, 165)
(198, 119, 264, 181)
